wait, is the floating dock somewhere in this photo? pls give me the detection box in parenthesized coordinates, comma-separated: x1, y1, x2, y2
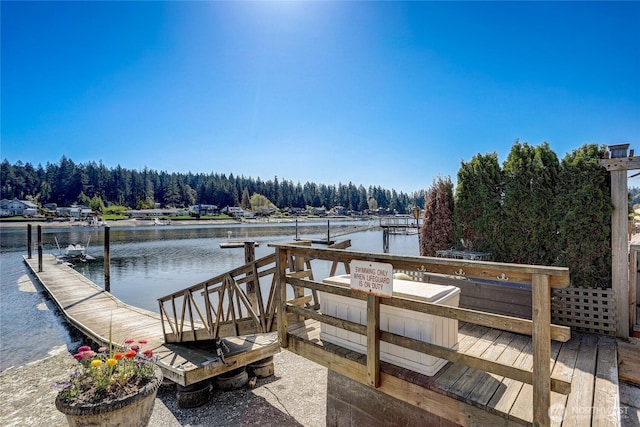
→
(23, 254, 279, 387)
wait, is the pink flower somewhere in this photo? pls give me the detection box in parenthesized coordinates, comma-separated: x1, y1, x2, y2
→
(73, 353, 83, 360)
(81, 351, 96, 360)
(78, 346, 91, 352)
(124, 339, 135, 344)
(131, 345, 139, 352)
(137, 339, 147, 344)
(98, 346, 107, 353)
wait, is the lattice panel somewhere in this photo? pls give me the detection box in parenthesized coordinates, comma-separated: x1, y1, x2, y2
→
(551, 287, 616, 335)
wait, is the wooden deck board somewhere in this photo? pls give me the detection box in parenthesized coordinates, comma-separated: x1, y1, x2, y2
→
(446, 329, 510, 399)
(468, 333, 529, 408)
(617, 337, 640, 385)
(592, 335, 621, 426)
(562, 333, 598, 427)
(24, 255, 280, 386)
(509, 340, 563, 424)
(285, 318, 618, 427)
(486, 339, 533, 417)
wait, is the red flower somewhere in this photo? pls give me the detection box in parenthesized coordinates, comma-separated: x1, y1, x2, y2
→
(124, 339, 134, 344)
(124, 350, 136, 359)
(113, 352, 123, 360)
(138, 339, 148, 344)
(143, 349, 153, 357)
(131, 345, 140, 352)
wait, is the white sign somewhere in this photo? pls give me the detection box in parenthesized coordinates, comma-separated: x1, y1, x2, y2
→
(350, 260, 394, 298)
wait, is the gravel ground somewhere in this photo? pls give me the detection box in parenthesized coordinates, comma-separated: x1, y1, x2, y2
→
(0, 348, 327, 427)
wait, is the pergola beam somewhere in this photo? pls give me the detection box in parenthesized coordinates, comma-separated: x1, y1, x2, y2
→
(600, 143, 638, 338)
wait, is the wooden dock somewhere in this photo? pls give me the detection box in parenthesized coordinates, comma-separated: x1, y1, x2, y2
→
(288, 319, 620, 426)
(23, 254, 280, 387)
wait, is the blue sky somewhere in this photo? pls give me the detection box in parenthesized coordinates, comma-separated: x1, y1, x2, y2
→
(2, 1, 639, 193)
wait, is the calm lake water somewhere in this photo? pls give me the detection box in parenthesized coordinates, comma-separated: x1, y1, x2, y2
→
(0, 220, 419, 370)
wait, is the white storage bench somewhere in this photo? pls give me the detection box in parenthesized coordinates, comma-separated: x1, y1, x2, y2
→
(320, 274, 460, 376)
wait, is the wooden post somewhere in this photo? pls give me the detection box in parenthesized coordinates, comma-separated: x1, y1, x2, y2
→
(277, 248, 289, 348)
(532, 273, 551, 426)
(104, 226, 111, 293)
(612, 168, 630, 338)
(244, 241, 258, 310)
(327, 220, 330, 244)
(630, 245, 639, 333)
(37, 225, 43, 272)
(27, 224, 32, 259)
(366, 294, 381, 388)
(383, 228, 390, 253)
(601, 143, 633, 338)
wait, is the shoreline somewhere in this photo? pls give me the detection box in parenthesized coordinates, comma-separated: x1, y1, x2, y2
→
(0, 216, 367, 230)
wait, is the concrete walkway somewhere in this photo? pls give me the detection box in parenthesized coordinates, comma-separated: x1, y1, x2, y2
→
(0, 347, 328, 427)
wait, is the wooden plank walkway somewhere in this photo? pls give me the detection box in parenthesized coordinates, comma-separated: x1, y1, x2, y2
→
(618, 337, 640, 386)
(288, 319, 621, 426)
(24, 254, 280, 386)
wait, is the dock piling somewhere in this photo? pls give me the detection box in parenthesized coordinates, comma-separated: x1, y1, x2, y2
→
(37, 225, 43, 272)
(104, 226, 111, 292)
(27, 224, 32, 259)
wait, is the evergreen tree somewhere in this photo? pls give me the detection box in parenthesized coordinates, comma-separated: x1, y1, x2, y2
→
(554, 144, 612, 288)
(420, 176, 455, 256)
(501, 141, 560, 265)
(454, 152, 503, 254)
(241, 187, 251, 210)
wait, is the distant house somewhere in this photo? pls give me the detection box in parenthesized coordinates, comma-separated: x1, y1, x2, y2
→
(289, 207, 307, 216)
(331, 206, 347, 216)
(188, 204, 219, 216)
(57, 205, 93, 218)
(0, 198, 39, 217)
(222, 206, 254, 218)
(125, 208, 187, 218)
(257, 206, 277, 216)
(310, 207, 327, 216)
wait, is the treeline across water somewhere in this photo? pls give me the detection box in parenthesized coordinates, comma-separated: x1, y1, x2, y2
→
(0, 156, 426, 214)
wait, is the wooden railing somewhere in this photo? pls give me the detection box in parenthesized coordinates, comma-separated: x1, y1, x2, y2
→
(157, 240, 352, 343)
(273, 243, 572, 427)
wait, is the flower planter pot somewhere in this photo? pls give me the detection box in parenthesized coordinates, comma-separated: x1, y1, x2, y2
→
(55, 367, 163, 427)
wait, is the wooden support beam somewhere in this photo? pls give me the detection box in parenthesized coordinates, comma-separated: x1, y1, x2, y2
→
(367, 294, 381, 387)
(532, 273, 551, 426)
(277, 248, 289, 348)
(611, 168, 630, 338)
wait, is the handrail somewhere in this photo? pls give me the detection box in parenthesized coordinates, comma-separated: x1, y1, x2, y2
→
(273, 243, 571, 427)
(157, 240, 353, 344)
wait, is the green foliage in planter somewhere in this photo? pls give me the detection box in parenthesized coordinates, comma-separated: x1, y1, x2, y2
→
(420, 176, 455, 256)
(454, 152, 503, 255)
(501, 141, 560, 265)
(553, 144, 612, 288)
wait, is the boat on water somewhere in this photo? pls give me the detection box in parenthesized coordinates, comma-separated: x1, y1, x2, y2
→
(55, 238, 96, 264)
(65, 243, 86, 257)
(152, 218, 171, 226)
(89, 216, 108, 227)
